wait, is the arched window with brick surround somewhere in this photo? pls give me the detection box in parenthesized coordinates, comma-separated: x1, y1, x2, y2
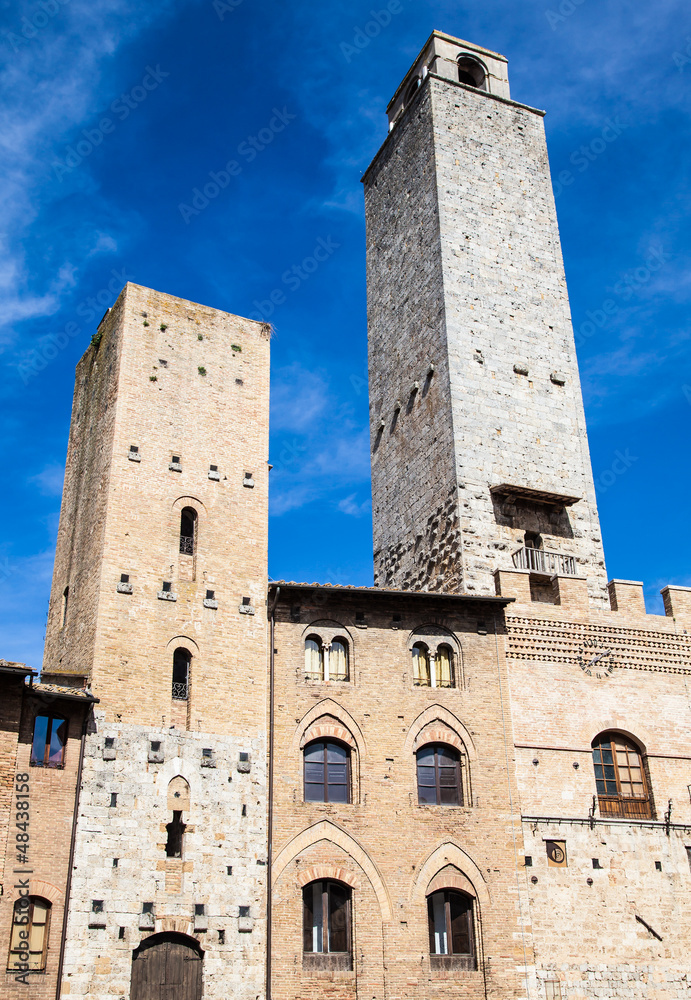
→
(302, 880, 352, 970)
(427, 889, 476, 969)
(410, 626, 461, 689)
(7, 896, 51, 971)
(592, 732, 652, 819)
(179, 507, 197, 555)
(304, 740, 350, 803)
(416, 743, 463, 806)
(304, 629, 350, 683)
(172, 648, 191, 701)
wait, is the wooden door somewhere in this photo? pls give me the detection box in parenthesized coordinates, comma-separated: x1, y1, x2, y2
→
(131, 933, 203, 1000)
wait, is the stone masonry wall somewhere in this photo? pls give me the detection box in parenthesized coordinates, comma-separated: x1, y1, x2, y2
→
(432, 77, 608, 607)
(60, 715, 267, 999)
(270, 586, 534, 1000)
(364, 83, 464, 595)
(505, 597, 691, 999)
(364, 62, 609, 607)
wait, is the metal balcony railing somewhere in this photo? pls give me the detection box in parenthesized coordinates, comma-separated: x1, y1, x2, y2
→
(512, 546, 578, 577)
(172, 682, 188, 701)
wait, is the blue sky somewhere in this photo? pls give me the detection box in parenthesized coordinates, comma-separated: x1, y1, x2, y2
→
(1, 0, 689, 668)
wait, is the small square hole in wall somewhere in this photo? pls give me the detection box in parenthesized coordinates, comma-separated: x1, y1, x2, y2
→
(150, 741, 161, 753)
(110, 793, 117, 807)
(524, 856, 532, 867)
(239, 752, 249, 762)
(162, 581, 171, 593)
(202, 747, 213, 758)
(655, 861, 662, 871)
(158, 359, 168, 367)
(239, 906, 250, 918)
(120, 574, 129, 584)
(235, 378, 243, 385)
(242, 596, 251, 606)
(195, 904, 205, 917)
(218, 929, 225, 944)
(105, 737, 115, 749)
(592, 859, 602, 869)
(210, 464, 217, 472)
(227, 866, 233, 876)
(129, 445, 138, 453)
(355, 612, 365, 623)
(172, 455, 180, 464)
(113, 858, 119, 867)
(92, 900, 104, 913)
(118, 927, 125, 939)
(206, 590, 215, 600)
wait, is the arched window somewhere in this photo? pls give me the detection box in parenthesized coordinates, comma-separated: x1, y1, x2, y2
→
(405, 76, 420, 105)
(435, 645, 454, 688)
(329, 638, 349, 682)
(31, 714, 67, 768)
(303, 880, 352, 969)
(172, 648, 191, 701)
(7, 896, 51, 971)
(304, 740, 350, 803)
(412, 642, 431, 686)
(427, 890, 476, 969)
(417, 744, 462, 805)
(457, 56, 486, 90)
(592, 732, 652, 819)
(179, 507, 197, 555)
(305, 636, 324, 681)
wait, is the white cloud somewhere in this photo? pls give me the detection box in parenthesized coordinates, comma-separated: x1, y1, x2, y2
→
(338, 492, 370, 517)
(29, 462, 65, 497)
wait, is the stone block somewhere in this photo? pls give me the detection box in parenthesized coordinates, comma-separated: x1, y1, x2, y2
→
(608, 579, 646, 616)
(661, 585, 691, 625)
(494, 568, 531, 603)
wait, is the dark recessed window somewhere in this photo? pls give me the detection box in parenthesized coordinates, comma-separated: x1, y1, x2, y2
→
(92, 900, 104, 913)
(416, 744, 462, 806)
(31, 714, 67, 768)
(303, 881, 351, 963)
(457, 56, 486, 90)
(162, 581, 171, 593)
(110, 793, 117, 807)
(304, 740, 350, 803)
(172, 455, 180, 464)
(206, 589, 215, 600)
(62, 586, 69, 627)
(120, 573, 129, 584)
(592, 732, 652, 819)
(239, 906, 250, 918)
(165, 811, 186, 858)
(150, 741, 160, 753)
(172, 647, 191, 701)
(180, 507, 197, 554)
(427, 890, 476, 969)
(210, 464, 218, 472)
(195, 904, 205, 916)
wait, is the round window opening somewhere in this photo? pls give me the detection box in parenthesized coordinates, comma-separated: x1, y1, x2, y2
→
(457, 57, 486, 90)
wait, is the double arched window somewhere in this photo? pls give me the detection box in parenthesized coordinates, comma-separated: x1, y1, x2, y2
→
(304, 635, 349, 683)
(7, 896, 51, 971)
(304, 740, 350, 803)
(31, 714, 67, 768)
(412, 642, 455, 688)
(303, 880, 352, 969)
(592, 732, 652, 819)
(427, 890, 476, 969)
(416, 744, 463, 806)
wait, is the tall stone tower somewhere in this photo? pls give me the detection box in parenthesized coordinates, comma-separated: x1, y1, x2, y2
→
(43, 283, 270, 1000)
(363, 31, 609, 608)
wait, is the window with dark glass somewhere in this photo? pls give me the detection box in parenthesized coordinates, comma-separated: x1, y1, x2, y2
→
(7, 897, 51, 971)
(179, 507, 197, 555)
(31, 714, 67, 767)
(417, 744, 462, 806)
(172, 648, 191, 701)
(304, 740, 349, 803)
(427, 890, 476, 969)
(592, 732, 651, 819)
(303, 881, 351, 962)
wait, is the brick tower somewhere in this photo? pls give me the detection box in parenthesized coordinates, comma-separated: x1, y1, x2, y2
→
(363, 31, 609, 608)
(42, 283, 270, 1000)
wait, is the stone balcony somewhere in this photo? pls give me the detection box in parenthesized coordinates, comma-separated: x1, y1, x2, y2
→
(512, 546, 577, 577)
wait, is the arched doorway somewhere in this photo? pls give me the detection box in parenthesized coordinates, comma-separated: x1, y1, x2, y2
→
(131, 932, 203, 1000)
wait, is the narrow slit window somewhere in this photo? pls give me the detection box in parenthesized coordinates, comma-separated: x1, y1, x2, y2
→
(165, 810, 186, 858)
(179, 507, 197, 555)
(62, 586, 69, 627)
(172, 648, 191, 701)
